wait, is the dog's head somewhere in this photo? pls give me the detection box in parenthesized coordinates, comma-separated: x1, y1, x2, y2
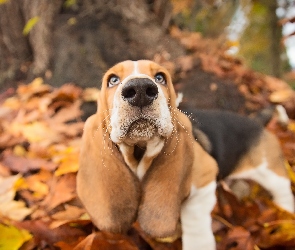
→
(98, 60, 176, 145)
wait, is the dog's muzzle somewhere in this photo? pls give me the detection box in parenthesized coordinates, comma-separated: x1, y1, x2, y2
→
(122, 78, 158, 107)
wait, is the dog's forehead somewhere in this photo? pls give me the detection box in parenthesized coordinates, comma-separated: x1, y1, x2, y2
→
(109, 60, 164, 79)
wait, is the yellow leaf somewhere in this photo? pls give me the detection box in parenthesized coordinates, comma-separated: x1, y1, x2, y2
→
(2, 97, 21, 110)
(288, 121, 295, 132)
(82, 88, 100, 102)
(0, 0, 9, 4)
(285, 161, 295, 184)
(55, 147, 80, 176)
(30, 77, 43, 88)
(269, 89, 294, 103)
(21, 121, 59, 144)
(27, 179, 49, 197)
(23, 16, 40, 36)
(263, 220, 295, 242)
(13, 177, 28, 190)
(0, 223, 32, 250)
(67, 17, 77, 25)
(13, 145, 26, 157)
(64, 0, 76, 8)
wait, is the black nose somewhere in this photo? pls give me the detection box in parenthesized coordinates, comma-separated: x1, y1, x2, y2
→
(121, 78, 158, 107)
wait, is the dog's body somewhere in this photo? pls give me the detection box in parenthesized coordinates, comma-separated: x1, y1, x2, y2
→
(182, 109, 294, 212)
(77, 60, 294, 250)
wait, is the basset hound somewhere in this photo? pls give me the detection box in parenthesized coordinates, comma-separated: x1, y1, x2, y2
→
(77, 60, 294, 250)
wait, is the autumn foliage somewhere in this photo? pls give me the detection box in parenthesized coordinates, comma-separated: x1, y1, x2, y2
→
(1, 34, 295, 249)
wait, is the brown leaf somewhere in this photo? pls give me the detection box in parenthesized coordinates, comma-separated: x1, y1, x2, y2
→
(73, 232, 138, 250)
(17, 78, 52, 101)
(217, 226, 256, 250)
(1, 150, 57, 173)
(51, 84, 82, 103)
(134, 222, 181, 250)
(51, 205, 85, 221)
(15, 220, 86, 246)
(257, 220, 295, 247)
(50, 100, 82, 124)
(41, 174, 76, 211)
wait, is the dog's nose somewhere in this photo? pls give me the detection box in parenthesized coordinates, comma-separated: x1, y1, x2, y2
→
(122, 78, 158, 107)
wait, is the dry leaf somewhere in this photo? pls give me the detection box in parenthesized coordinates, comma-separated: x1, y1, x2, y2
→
(0, 223, 32, 250)
(41, 174, 76, 211)
(2, 150, 57, 173)
(0, 175, 32, 221)
(269, 89, 294, 103)
(73, 232, 138, 250)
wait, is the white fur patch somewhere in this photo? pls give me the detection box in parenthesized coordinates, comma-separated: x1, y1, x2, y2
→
(132, 61, 139, 74)
(181, 181, 217, 250)
(118, 143, 137, 173)
(175, 92, 183, 107)
(137, 137, 164, 180)
(229, 158, 294, 212)
(276, 104, 289, 126)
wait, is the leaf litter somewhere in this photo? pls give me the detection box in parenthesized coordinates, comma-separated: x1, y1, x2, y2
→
(0, 51, 295, 249)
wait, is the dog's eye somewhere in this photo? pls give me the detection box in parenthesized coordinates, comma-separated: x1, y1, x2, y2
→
(108, 75, 120, 87)
(154, 73, 166, 84)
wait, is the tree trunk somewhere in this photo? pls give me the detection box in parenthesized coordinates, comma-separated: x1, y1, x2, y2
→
(0, 0, 185, 90)
(267, 0, 282, 78)
(0, 0, 63, 89)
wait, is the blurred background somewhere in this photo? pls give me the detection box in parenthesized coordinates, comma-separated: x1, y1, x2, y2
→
(0, 0, 294, 85)
(0, 0, 295, 115)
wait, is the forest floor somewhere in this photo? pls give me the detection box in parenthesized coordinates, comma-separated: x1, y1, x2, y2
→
(1, 29, 295, 250)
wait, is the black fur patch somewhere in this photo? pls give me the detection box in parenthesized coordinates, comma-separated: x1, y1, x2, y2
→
(181, 109, 264, 179)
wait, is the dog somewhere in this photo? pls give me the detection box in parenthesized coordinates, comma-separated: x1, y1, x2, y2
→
(77, 60, 294, 250)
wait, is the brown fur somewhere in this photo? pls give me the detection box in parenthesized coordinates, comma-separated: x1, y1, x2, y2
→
(231, 130, 288, 178)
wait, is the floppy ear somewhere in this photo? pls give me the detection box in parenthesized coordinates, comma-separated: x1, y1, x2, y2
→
(138, 111, 194, 238)
(161, 68, 178, 109)
(77, 92, 140, 233)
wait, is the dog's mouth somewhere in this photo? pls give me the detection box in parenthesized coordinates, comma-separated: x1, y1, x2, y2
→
(126, 118, 157, 141)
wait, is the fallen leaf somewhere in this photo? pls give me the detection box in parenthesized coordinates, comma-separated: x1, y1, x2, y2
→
(24, 175, 49, 198)
(17, 78, 51, 101)
(82, 88, 100, 102)
(0, 175, 32, 221)
(258, 220, 295, 247)
(51, 84, 82, 103)
(20, 121, 60, 144)
(51, 205, 85, 221)
(0, 223, 32, 250)
(73, 232, 138, 250)
(16, 220, 87, 246)
(2, 150, 57, 173)
(54, 147, 80, 176)
(2, 96, 21, 110)
(41, 174, 76, 211)
(269, 89, 294, 103)
(217, 226, 256, 250)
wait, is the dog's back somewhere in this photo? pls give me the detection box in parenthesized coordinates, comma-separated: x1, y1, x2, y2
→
(183, 109, 264, 179)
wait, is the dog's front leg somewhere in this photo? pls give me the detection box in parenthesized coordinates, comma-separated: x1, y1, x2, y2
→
(181, 181, 217, 250)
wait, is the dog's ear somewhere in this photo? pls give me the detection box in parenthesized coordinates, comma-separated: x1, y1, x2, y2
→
(165, 69, 177, 109)
(77, 92, 140, 233)
(138, 111, 194, 238)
